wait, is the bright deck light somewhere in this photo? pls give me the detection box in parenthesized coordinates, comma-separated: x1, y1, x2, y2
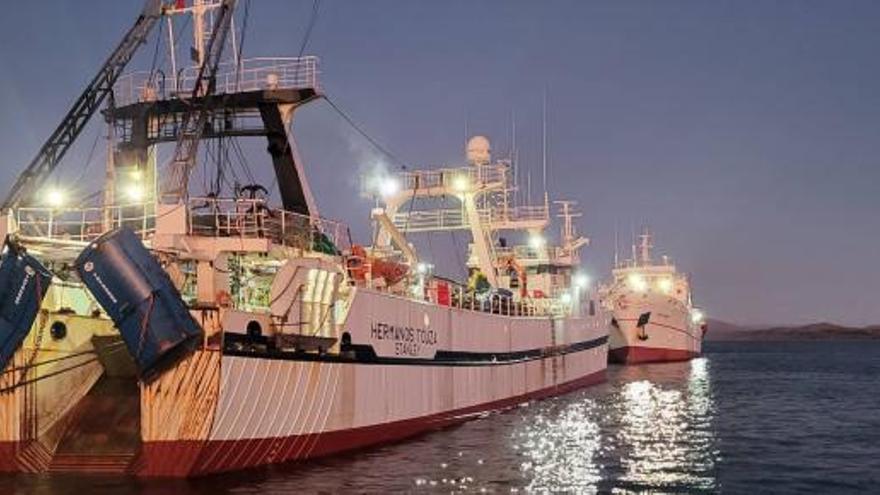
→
(627, 273, 647, 292)
(691, 309, 705, 324)
(658, 278, 673, 294)
(125, 183, 145, 201)
(528, 234, 546, 250)
(416, 262, 428, 274)
(560, 292, 572, 305)
(574, 272, 590, 289)
(378, 177, 400, 198)
(452, 175, 470, 192)
(46, 188, 65, 208)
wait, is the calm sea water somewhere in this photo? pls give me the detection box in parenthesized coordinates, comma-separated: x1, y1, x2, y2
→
(3, 341, 879, 494)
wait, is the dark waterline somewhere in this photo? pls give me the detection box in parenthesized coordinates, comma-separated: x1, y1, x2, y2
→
(2, 341, 878, 494)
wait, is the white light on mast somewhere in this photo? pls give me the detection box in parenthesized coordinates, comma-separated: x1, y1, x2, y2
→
(46, 188, 65, 208)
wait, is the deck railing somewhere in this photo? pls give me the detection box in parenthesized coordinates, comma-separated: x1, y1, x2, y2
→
(363, 164, 507, 197)
(187, 197, 348, 253)
(15, 203, 155, 243)
(392, 204, 550, 232)
(415, 277, 567, 318)
(113, 56, 320, 107)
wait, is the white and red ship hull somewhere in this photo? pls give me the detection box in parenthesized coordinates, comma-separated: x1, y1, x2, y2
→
(138, 289, 608, 476)
(0, 288, 608, 477)
(608, 291, 702, 364)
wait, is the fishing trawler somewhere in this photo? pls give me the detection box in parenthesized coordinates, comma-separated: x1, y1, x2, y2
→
(0, 0, 608, 476)
(600, 228, 706, 364)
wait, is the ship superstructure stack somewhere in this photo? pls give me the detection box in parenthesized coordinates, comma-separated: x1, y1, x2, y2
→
(0, 1, 609, 477)
(368, 136, 593, 314)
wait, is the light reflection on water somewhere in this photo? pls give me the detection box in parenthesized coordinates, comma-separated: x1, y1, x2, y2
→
(510, 357, 718, 493)
(615, 358, 717, 492)
(514, 400, 602, 492)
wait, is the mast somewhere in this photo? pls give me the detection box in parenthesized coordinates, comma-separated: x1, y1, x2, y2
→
(542, 89, 549, 208)
(162, 0, 238, 202)
(614, 222, 619, 268)
(638, 227, 653, 264)
(510, 109, 517, 207)
(193, 0, 206, 65)
(103, 104, 116, 231)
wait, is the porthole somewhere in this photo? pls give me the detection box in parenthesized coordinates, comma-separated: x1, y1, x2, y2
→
(50, 321, 67, 341)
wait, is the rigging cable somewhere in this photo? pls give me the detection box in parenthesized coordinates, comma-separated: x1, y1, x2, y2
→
(70, 130, 102, 195)
(298, 0, 322, 59)
(147, 18, 165, 83)
(324, 96, 408, 171)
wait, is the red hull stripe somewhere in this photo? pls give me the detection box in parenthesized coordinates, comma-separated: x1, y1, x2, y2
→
(608, 346, 697, 364)
(137, 369, 606, 477)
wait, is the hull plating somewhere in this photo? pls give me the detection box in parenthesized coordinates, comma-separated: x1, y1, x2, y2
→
(1, 289, 609, 477)
(609, 290, 702, 364)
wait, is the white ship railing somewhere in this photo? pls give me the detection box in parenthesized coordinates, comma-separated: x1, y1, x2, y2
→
(113, 56, 320, 107)
(415, 277, 564, 318)
(364, 164, 507, 197)
(393, 204, 549, 232)
(14, 204, 155, 243)
(188, 197, 348, 253)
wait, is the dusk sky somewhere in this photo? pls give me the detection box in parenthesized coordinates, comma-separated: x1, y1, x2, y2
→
(1, 1, 879, 327)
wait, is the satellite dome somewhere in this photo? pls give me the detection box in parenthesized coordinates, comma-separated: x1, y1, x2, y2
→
(466, 135, 491, 166)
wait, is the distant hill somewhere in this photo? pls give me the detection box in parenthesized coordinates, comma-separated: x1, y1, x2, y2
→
(705, 319, 880, 341)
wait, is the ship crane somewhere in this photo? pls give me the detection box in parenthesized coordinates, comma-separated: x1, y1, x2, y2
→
(1, 1, 165, 210)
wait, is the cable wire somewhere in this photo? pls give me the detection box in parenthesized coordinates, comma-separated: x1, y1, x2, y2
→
(324, 96, 409, 171)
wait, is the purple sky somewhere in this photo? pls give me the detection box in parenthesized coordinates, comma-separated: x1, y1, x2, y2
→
(1, 1, 879, 326)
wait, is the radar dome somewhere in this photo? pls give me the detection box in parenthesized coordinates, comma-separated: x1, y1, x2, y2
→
(466, 135, 491, 166)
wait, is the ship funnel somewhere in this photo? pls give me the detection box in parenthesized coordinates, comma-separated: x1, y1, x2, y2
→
(0, 239, 53, 372)
(75, 228, 203, 380)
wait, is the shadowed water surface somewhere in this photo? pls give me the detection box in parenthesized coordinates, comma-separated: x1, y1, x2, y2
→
(2, 341, 878, 493)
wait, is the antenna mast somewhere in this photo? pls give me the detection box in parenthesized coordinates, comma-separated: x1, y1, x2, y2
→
(614, 222, 619, 268)
(542, 89, 549, 207)
(638, 227, 653, 264)
(511, 109, 517, 207)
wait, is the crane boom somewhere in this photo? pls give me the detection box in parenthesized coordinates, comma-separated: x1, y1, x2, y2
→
(1, 0, 164, 210)
(162, 0, 238, 202)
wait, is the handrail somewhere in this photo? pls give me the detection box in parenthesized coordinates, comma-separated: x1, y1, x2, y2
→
(113, 56, 320, 107)
(187, 197, 349, 253)
(15, 203, 155, 242)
